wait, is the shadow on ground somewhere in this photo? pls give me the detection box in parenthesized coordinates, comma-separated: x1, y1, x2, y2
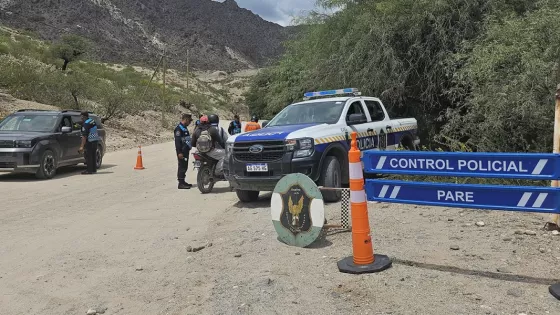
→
(393, 258, 560, 285)
(0, 164, 117, 182)
(232, 192, 273, 209)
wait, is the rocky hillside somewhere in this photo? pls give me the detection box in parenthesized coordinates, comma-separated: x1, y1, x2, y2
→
(0, 0, 291, 71)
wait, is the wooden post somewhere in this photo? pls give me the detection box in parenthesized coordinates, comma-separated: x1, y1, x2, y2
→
(161, 49, 167, 125)
(139, 55, 163, 105)
(546, 84, 560, 231)
(186, 49, 190, 104)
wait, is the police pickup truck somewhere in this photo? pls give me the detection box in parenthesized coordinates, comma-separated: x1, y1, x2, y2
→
(224, 88, 419, 203)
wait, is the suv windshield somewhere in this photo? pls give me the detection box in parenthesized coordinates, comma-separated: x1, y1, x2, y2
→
(0, 114, 59, 132)
(267, 101, 345, 127)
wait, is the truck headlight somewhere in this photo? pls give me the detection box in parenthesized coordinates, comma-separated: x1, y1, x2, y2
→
(286, 138, 314, 158)
(15, 140, 33, 148)
(225, 142, 233, 158)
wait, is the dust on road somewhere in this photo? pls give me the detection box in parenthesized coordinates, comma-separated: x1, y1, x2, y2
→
(1, 142, 559, 315)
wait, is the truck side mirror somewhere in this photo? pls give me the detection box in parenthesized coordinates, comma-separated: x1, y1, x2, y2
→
(346, 113, 367, 125)
(261, 120, 269, 128)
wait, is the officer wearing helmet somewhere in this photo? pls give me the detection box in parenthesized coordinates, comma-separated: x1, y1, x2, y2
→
(192, 114, 228, 175)
(244, 115, 261, 132)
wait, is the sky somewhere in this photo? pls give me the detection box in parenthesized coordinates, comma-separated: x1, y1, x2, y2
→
(216, 0, 320, 26)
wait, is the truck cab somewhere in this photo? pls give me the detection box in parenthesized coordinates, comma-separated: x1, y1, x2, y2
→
(224, 88, 419, 203)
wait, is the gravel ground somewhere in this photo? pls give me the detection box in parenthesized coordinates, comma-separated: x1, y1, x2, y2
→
(1, 142, 559, 315)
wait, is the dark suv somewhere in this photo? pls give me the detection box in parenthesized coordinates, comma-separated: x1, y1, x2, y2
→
(0, 109, 106, 179)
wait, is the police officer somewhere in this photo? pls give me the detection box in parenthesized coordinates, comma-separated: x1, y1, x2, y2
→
(175, 113, 193, 189)
(228, 114, 242, 135)
(78, 111, 100, 175)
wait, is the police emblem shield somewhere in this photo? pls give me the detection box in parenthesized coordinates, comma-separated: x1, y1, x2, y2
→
(279, 185, 312, 234)
(271, 173, 325, 247)
(175, 130, 182, 137)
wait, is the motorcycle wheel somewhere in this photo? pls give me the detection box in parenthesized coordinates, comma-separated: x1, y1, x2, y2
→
(197, 165, 215, 194)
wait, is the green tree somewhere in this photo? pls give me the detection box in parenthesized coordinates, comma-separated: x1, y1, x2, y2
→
(442, 2, 560, 153)
(51, 35, 89, 71)
(247, 0, 494, 140)
(96, 82, 131, 121)
(246, 0, 555, 152)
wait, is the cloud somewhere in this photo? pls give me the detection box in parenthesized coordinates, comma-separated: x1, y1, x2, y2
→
(216, 0, 318, 26)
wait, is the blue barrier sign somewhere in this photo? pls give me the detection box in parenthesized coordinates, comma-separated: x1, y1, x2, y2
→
(365, 179, 560, 214)
(362, 151, 560, 180)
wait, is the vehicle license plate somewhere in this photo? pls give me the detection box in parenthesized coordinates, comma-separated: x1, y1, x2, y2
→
(194, 161, 201, 168)
(246, 163, 268, 172)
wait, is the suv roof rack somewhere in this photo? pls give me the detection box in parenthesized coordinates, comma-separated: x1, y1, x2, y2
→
(16, 109, 55, 112)
(61, 109, 95, 114)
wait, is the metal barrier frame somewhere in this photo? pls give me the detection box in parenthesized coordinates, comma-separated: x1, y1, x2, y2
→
(362, 149, 560, 300)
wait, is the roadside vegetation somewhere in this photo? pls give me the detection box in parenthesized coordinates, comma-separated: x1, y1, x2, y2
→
(0, 26, 247, 123)
(245, 0, 560, 155)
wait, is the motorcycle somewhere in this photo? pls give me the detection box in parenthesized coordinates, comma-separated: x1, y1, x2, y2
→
(192, 151, 227, 194)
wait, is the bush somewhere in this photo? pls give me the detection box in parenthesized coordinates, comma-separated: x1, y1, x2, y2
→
(245, 0, 559, 156)
(0, 26, 225, 122)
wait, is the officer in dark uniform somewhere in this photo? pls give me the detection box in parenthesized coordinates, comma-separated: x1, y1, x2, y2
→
(78, 111, 100, 175)
(175, 113, 193, 189)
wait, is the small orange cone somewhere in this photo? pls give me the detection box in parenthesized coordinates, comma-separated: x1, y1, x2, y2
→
(134, 145, 145, 170)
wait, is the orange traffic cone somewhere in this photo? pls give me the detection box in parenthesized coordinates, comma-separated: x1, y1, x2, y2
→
(337, 132, 391, 274)
(134, 145, 145, 170)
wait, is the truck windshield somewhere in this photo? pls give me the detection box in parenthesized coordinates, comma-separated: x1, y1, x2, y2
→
(267, 101, 345, 127)
(0, 114, 59, 132)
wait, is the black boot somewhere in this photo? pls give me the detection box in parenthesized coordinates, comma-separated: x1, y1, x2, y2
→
(178, 182, 191, 189)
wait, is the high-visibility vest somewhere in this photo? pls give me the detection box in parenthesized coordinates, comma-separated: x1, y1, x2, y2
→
(245, 122, 261, 132)
(84, 118, 100, 142)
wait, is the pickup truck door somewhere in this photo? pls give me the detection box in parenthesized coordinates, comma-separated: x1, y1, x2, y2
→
(363, 99, 395, 150)
(344, 100, 373, 150)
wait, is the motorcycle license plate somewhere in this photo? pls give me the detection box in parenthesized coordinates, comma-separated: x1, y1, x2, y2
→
(194, 161, 201, 168)
(246, 163, 268, 172)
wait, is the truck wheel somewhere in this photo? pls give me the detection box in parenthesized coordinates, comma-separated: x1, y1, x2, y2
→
(236, 190, 259, 202)
(36, 150, 57, 179)
(400, 136, 417, 151)
(319, 156, 342, 203)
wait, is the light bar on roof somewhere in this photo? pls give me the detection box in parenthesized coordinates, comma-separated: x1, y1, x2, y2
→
(303, 88, 360, 100)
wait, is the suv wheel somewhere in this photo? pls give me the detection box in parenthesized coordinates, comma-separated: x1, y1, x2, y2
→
(95, 145, 103, 170)
(319, 156, 342, 203)
(36, 150, 57, 179)
(236, 190, 259, 202)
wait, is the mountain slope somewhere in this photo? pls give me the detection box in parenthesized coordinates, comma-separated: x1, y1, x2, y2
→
(0, 0, 290, 70)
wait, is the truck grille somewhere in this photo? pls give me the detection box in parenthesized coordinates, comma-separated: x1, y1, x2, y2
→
(233, 141, 285, 162)
(0, 140, 14, 148)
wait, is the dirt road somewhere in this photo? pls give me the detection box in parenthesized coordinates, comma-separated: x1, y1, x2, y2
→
(1, 143, 560, 315)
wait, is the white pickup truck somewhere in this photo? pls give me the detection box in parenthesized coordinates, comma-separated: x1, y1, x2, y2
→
(223, 88, 420, 203)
